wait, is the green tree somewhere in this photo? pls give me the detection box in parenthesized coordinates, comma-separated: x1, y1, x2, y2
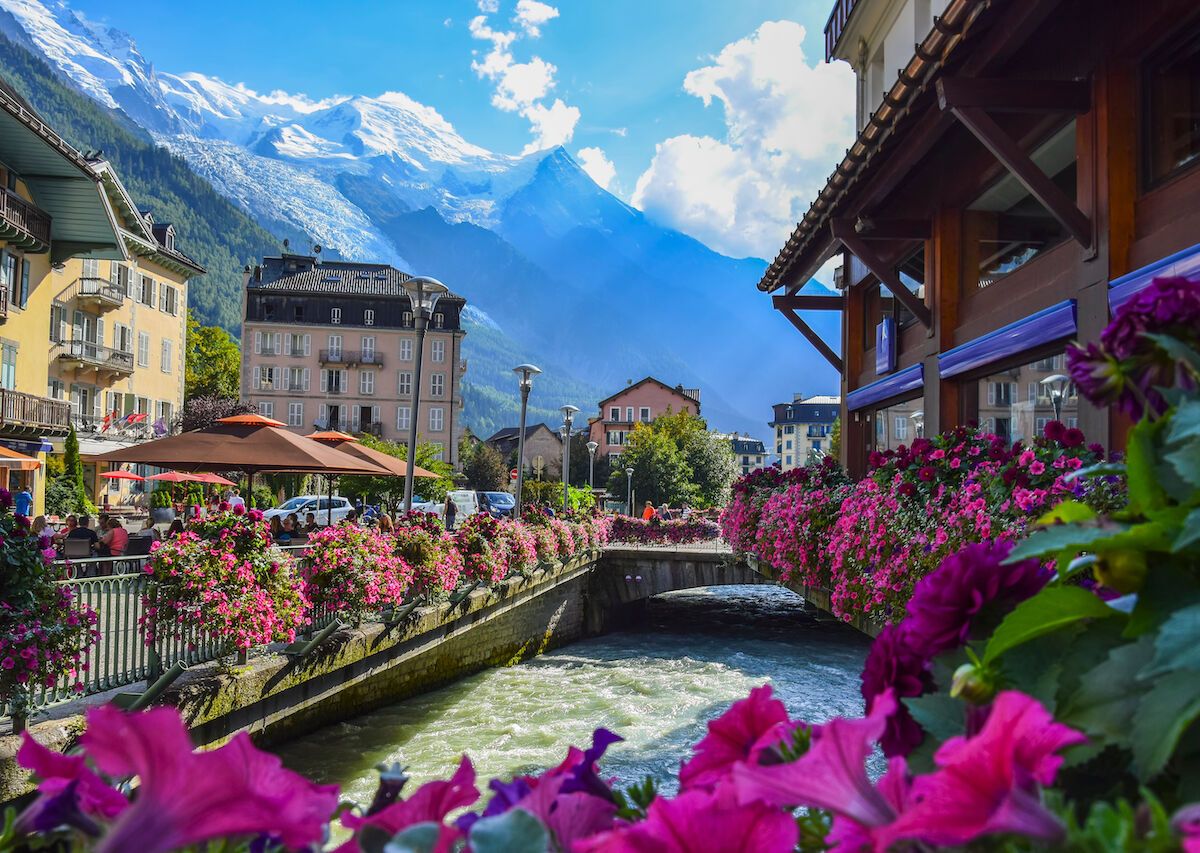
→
(462, 442, 507, 490)
(682, 428, 737, 507)
(345, 434, 455, 510)
(829, 417, 842, 462)
(568, 431, 610, 490)
(62, 426, 94, 514)
(604, 425, 694, 508)
(185, 311, 241, 399)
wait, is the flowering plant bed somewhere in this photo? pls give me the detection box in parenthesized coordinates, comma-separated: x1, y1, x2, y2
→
(608, 514, 722, 545)
(300, 525, 412, 621)
(391, 519, 463, 599)
(141, 509, 308, 651)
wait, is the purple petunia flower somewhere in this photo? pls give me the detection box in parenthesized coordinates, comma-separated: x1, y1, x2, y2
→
(902, 540, 1048, 661)
(860, 625, 935, 757)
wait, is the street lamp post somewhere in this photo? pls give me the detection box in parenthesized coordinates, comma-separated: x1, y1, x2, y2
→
(1041, 374, 1071, 421)
(560, 405, 579, 510)
(512, 364, 541, 519)
(402, 276, 449, 513)
(586, 440, 598, 490)
(910, 410, 925, 440)
(625, 466, 634, 516)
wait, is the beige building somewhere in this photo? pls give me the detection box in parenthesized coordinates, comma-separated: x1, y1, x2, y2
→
(241, 255, 467, 465)
(48, 162, 203, 507)
(770, 394, 840, 470)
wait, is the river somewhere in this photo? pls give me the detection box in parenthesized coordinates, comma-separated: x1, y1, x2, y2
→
(275, 585, 873, 809)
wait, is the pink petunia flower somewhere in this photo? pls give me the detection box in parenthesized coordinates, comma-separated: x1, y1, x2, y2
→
(678, 684, 791, 790)
(577, 783, 797, 852)
(884, 691, 1085, 847)
(341, 755, 478, 850)
(80, 705, 338, 853)
(17, 732, 129, 826)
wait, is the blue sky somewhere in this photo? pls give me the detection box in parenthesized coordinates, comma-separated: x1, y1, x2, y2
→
(70, 0, 855, 261)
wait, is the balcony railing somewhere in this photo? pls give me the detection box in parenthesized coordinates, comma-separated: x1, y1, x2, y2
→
(0, 388, 71, 435)
(55, 340, 135, 376)
(0, 189, 50, 250)
(319, 349, 383, 366)
(73, 277, 126, 311)
(0, 286, 8, 322)
(361, 421, 383, 437)
(823, 0, 860, 61)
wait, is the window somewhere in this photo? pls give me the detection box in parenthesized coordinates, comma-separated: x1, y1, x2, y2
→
(159, 285, 178, 315)
(284, 366, 308, 391)
(139, 275, 155, 306)
(111, 263, 131, 295)
(160, 339, 173, 373)
(609, 406, 620, 421)
(47, 379, 64, 400)
(400, 338, 413, 361)
(987, 381, 1015, 406)
(964, 354, 1080, 444)
(331, 307, 342, 324)
(784, 455, 792, 466)
(402, 311, 413, 328)
(321, 369, 346, 393)
(286, 333, 309, 356)
(360, 371, 375, 395)
(785, 439, 793, 450)
(813, 440, 822, 452)
(784, 425, 795, 434)
(639, 407, 651, 423)
(364, 309, 375, 326)
(254, 366, 277, 390)
(431, 340, 445, 362)
(327, 335, 342, 358)
(894, 417, 909, 441)
(431, 373, 444, 397)
(1145, 31, 1200, 184)
(429, 442, 445, 461)
(155, 400, 172, 426)
(293, 304, 304, 322)
(258, 401, 274, 419)
(1, 252, 16, 310)
(429, 407, 445, 432)
(288, 402, 304, 427)
(396, 406, 411, 431)
(362, 336, 376, 361)
(113, 323, 132, 354)
(968, 121, 1077, 288)
(81, 258, 100, 279)
(433, 313, 444, 329)
(872, 399, 922, 452)
(132, 332, 148, 366)
(625, 406, 634, 422)
(0, 342, 15, 390)
(398, 371, 413, 395)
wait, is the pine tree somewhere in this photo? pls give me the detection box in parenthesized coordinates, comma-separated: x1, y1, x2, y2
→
(62, 426, 93, 513)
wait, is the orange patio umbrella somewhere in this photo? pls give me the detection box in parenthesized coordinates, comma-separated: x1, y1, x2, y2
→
(0, 445, 41, 471)
(307, 431, 441, 478)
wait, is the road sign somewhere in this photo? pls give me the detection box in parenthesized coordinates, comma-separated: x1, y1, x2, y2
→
(510, 468, 518, 481)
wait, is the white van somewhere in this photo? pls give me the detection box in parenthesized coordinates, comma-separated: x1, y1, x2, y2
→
(440, 490, 480, 525)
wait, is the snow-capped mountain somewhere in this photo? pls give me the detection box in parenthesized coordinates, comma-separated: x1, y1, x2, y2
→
(0, 0, 840, 437)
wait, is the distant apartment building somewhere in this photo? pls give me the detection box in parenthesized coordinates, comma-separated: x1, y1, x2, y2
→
(587, 377, 700, 462)
(241, 255, 467, 464)
(484, 423, 563, 479)
(728, 434, 768, 476)
(49, 161, 202, 506)
(770, 394, 839, 470)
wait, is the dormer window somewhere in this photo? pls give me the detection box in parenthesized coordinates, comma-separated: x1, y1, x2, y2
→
(402, 311, 413, 328)
(164, 226, 175, 251)
(331, 307, 342, 325)
(433, 312, 445, 330)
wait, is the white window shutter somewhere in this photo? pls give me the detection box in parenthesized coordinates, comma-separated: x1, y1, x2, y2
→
(284, 335, 292, 356)
(320, 370, 328, 393)
(302, 368, 310, 391)
(253, 366, 261, 390)
(254, 331, 262, 354)
(303, 335, 311, 356)
(281, 370, 290, 391)
(339, 370, 347, 392)
(273, 333, 281, 355)
(372, 405, 379, 423)
(987, 384, 995, 405)
(319, 403, 327, 426)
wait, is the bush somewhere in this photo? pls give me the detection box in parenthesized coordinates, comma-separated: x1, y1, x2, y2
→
(609, 516, 722, 546)
(392, 519, 462, 600)
(300, 525, 412, 621)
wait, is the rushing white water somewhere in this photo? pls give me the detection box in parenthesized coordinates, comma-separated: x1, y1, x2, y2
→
(275, 585, 872, 809)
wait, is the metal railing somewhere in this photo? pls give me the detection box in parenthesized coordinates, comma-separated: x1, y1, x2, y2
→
(823, 0, 860, 61)
(0, 189, 50, 246)
(0, 387, 71, 432)
(319, 349, 383, 366)
(75, 276, 127, 309)
(361, 421, 384, 437)
(55, 339, 136, 374)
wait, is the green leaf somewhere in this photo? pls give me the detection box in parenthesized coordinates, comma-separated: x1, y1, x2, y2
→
(1145, 333, 1200, 382)
(1131, 671, 1200, 780)
(1141, 602, 1200, 679)
(1065, 461, 1127, 483)
(468, 809, 549, 853)
(382, 823, 443, 853)
(1176, 508, 1200, 553)
(1037, 500, 1097, 525)
(1126, 563, 1200, 638)
(1165, 397, 1200, 445)
(1126, 418, 1166, 514)
(904, 693, 965, 745)
(1062, 636, 1155, 746)
(1006, 521, 1132, 563)
(1165, 444, 1200, 489)
(983, 586, 1123, 665)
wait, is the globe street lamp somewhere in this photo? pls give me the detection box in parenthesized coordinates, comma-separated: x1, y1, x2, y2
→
(586, 440, 598, 490)
(910, 410, 925, 440)
(1041, 374, 1071, 421)
(625, 466, 634, 516)
(560, 405, 579, 509)
(402, 276, 449, 513)
(512, 364, 541, 518)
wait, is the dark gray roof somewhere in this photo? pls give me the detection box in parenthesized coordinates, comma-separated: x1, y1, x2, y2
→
(731, 438, 766, 454)
(486, 423, 553, 443)
(250, 255, 464, 300)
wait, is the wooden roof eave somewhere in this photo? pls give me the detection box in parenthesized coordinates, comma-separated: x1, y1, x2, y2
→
(122, 231, 206, 277)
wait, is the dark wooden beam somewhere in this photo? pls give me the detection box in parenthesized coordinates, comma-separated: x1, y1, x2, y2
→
(948, 106, 1093, 249)
(854, 218, 931, 240)
(830, 219, 933, 328)
(936, 77, 1091, 113)
(777, 307, 843, 373)
(772, 294, 844, 311)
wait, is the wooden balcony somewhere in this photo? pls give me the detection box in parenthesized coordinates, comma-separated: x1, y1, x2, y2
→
(55, 340, 135, 377)
(824, 0, 861, 61)
(0, 388, 71, 436)
(0, 190, 51, 253)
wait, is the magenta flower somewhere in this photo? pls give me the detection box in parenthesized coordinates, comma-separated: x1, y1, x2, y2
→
(902, 540, 1047, 660)
(678, 684, 791, 790)
(577, 783, 796, 852)
(80, 705, 338, 853)
(515, 774, 617, 850)
(859, 625, 933, 757)
(824, 757, 912, 853)
(733, 690, 899, 828)
(17, 732, 128, 827)
(343, 755, 478, 845)
(885, 691, 1085, 847)
(1172, 803, 1200, 852)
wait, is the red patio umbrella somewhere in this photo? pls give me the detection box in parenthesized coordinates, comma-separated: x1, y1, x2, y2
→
(147, 471, 206, 483)
(193, 472, 237, 486)
(99, 471, 145, 482)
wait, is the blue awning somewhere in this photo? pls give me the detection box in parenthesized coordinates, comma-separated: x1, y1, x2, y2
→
(1109, 241, 1200, 313)
(847, 364, 924, 411)
(939, 300, 1077, 379)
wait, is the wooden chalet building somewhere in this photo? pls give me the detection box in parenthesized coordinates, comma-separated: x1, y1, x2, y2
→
(761, 0, 1200, 475)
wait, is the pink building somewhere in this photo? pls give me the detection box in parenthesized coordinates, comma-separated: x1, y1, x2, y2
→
(241, 255, 467, 464)
(587, 377, 700, 462)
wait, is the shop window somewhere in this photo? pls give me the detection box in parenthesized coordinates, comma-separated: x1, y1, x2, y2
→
(968, 121, 1077, 289)
(1145, 30, 1200, 185)
(962, 351, 1077, 444)
(871, 398, 923, 452)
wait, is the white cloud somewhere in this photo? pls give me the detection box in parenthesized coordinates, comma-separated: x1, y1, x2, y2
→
(469, 5, 579, 154)
(477, 0, 499, 12)
(514, 0, 559, 37)
(577, 146, 616, 189)
(632, 20, 855, 260)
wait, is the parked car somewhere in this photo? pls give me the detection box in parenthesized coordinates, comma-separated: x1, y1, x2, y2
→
(479, 491, 516, 518)
(410, 496, 441, 515)
(438, 489, 481, 524)
(263, 496, 355, 527)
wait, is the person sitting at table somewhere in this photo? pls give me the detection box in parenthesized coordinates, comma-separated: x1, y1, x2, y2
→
(137, 517, 160, 542)
(269, 515, 292, 544)
(285, 513, 301, 533)
(53, 515, 78, 546)
(31, 515, 47, 538)
(67, 515, 100, 551)
(96, 518, 128, 557)
(167, 519, 185, 538)
(304, 512, 319, 533)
